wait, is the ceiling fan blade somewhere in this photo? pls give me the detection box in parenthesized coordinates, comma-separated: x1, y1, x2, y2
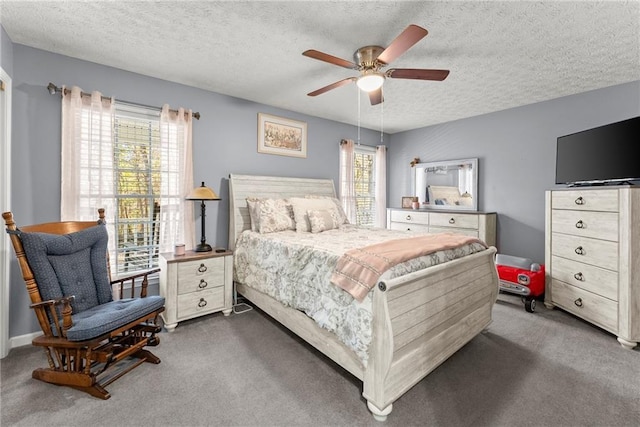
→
(307, 77, 356, 97)
(387, 68, 450, 81)
(376, 24, 428, 65)
(302, 49, 357, 69)
(369, 88, 383, 106)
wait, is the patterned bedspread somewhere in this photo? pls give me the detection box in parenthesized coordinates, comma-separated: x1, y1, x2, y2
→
(233, 225, 488, 365)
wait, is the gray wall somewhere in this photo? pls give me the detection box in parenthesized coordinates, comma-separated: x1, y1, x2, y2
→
(7, 43, 386, 338)
(389, 80, 640, 263)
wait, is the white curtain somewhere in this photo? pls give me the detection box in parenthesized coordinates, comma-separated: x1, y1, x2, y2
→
(339, 139, 357, 223)
(159, 105, 195, 253)
(374, 145, 387, 228)
(60, 86, 118, 258)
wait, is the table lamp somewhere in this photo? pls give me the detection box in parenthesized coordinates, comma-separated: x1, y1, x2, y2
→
(186, 182, 220, 252)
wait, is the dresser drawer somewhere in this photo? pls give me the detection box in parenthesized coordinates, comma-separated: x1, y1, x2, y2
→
(551, 209, 618, 242)
(177, 257, 225, 294)
(429, 226, 479, 238)
(551, 233, 618, 271)
(177, 286, 225, 318)
(389, 222, 429, 232)
(550, 279, 618, 333)
(552, 189, 619, 212)
(389, 210, 429, 224)
(551, 255, 618, 301)
(429, 212, 479, 229)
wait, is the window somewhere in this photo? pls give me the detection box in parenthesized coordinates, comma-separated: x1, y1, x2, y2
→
(354, 146, 376, 227)
(113, 106, 162, 274)
(61, 88, 193, 277)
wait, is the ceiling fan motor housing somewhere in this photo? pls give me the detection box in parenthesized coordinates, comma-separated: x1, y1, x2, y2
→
(354, 46, 386, 70)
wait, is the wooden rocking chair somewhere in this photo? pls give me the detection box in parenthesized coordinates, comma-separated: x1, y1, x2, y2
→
(3, 209, 165, 399)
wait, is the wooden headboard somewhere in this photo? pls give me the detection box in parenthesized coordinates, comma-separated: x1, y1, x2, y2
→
(228, 174, 336, 250)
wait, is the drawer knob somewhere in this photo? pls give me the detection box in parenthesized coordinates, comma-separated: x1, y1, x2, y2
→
(198, 298, 207, 308)
(406, 215, 412, 221)
(449, 218, 455, 224)
(574, 272, 584, 281)
(406, 228, 411, 231)
(575, 220, 584, 229)
(574, 246, 585, 255)
(197, 263, 207, 273)
(574, 298, 583, 307)
(198, 279, 208, 289)
(574, 196, 584, 205)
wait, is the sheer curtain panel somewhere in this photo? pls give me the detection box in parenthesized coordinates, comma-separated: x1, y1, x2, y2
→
(339, 139, 357, 224)
(375, 145, 387, 228)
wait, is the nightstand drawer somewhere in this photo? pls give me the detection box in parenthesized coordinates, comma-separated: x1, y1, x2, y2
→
(177, 287, 225, 318)
(429, 212, 478, 229)
(550, 279, 617, 333)
(389, 222, 429, 232)
(429, 226, 478, 238)
(551, 209, 618, 242)
(551, 255, 618, 301)
(177, 257, 224, 294)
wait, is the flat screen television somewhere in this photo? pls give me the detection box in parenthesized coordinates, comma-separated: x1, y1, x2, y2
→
(555, 116, 640, 186)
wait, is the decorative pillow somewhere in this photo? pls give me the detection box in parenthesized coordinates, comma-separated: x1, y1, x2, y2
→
(18, 224, 112, 314)
(305, 195, 350, 224)
(307, 209, 341, 233)
(289, 197, 338, 232)
(256, 198, 295, 234)
(246, 197, 261, 232)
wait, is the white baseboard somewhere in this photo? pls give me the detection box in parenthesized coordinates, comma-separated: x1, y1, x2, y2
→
(9, 331, 40, 350)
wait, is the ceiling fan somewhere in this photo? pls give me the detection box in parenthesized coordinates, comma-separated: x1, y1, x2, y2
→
(303, 24, 449, 105)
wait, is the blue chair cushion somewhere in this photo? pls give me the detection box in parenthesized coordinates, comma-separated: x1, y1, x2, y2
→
(66, 295, 165, 341)
(19, 223, 112, 313)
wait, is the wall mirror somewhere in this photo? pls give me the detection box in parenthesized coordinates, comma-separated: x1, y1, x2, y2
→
(411, 158, 478, 211)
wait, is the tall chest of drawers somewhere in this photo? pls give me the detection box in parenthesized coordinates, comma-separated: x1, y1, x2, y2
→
(386, 208, 497, 247)
(544, 187, 640, 349)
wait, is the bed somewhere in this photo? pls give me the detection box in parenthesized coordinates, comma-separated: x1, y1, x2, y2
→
(228, 173, 499, 421)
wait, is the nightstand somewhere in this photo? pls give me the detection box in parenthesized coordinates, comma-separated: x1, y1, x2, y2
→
(159, 249, 233, 332)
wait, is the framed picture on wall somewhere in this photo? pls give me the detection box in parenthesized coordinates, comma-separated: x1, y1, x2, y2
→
(257, 113, 307, 158)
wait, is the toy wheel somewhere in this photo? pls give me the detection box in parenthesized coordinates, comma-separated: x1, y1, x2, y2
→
(525, 298, 536, 313)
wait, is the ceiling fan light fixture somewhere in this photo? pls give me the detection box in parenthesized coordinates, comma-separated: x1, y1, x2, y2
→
(356, 73, 385, 92)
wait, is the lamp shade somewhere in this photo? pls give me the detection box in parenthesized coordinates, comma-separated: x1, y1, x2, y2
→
(186, 182, 220, 201)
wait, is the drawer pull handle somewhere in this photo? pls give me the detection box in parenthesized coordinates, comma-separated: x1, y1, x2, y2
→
(574, 196, 584, 205)
(574, 246, 585, 255)
(198, 279, 208, 289)
(574, 272, 584, 281)
(406, 215, 412, 221)
(198, 298, 207, 308)
(449, 218, 455, 224)
(575, 220, 584, 229)
(574, 298, 583, 307)
(197, 263, 207, 273)
(406, 228, 411, 231)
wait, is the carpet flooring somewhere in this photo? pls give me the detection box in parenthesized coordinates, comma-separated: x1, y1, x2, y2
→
(1, 293, 638, 426)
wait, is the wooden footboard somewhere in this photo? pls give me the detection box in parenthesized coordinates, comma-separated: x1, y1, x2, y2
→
(236, 246, 498, 421)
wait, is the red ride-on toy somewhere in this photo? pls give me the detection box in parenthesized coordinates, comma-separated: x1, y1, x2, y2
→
(495, 254, 545, 313)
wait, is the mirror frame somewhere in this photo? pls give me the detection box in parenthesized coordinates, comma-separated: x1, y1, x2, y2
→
(411, 158, 479, 211)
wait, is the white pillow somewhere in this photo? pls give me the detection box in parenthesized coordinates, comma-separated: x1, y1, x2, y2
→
(304, 195, 349, 224)
(289, 197, 337, 232)
(246, 197, 261, 232)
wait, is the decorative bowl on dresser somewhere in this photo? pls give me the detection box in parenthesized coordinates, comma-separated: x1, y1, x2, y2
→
(386, 208, 497, 248)
(545, 187, 640, 349)
(159, 249, 233, 332)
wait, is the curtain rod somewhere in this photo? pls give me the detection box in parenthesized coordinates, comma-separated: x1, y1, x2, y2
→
(339, 139, 384, 149)
(46, 82, 200, 120)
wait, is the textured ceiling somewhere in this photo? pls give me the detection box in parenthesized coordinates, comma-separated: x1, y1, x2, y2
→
(1, 1, 639, 133)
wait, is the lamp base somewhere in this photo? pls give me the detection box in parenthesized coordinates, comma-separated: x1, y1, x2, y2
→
(194, 243, 213, 252)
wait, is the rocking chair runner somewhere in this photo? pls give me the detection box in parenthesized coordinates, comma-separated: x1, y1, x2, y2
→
(3, 209, 165, 399)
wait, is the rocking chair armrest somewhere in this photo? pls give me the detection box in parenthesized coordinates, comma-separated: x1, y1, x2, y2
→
(29, 295, 75, 310)
(30, 296, 75, 337)
(111, 268, 161, 299)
